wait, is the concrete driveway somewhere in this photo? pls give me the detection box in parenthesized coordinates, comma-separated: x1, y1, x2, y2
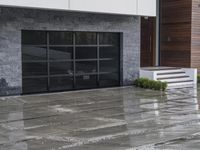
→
(0, 86, 200, 150)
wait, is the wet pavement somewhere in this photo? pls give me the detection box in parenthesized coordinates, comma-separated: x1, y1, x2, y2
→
(0, 86, 200, 150)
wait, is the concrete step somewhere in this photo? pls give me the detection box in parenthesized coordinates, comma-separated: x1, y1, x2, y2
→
(167, 84, 195, 89)
(145, 67, 181, 71)
(140, 67, 197, 89)
(157, 75, 189, 80)
(157, 73, 186, 78)
(156, 69, 184, 74)
(167, 81, 194, 88)
(157, 76, 190, 82)
(159, 77, 190, 83)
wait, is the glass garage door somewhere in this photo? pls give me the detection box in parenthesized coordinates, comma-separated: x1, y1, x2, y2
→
(22, 31, 120, 94)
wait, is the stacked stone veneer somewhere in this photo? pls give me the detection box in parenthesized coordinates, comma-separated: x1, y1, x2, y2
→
(0, 7, 140, 96)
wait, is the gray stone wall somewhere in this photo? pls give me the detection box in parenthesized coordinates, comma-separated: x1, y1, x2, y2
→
(0, 7, 140, 96)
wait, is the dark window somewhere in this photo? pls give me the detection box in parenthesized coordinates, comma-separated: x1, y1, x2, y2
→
(22, 78, 48, 93)
(76, 32, 97, 45)
(76, 61, 97, 74)
(76, 75, 97, 89)
(22, 31, 46, 45)
(100, 47, 119, 58)
(22, 31, 120, 94)
(76, 47, 97, 59)
(100, 60, 119, 73)
(50, 76, 73, 91)
(99, 73, 119, 87)
(99, 33, 119, 45)
(22, 46, 47, 61)
(50, 62, 73, 75)
(49, 47, 73, 60)
(23, 62, 47, 76)
(49, 32, 73, 45)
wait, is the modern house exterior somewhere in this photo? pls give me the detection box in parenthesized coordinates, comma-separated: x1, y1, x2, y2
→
(0, 0, 157, 96)
(0, 0, 198, 96)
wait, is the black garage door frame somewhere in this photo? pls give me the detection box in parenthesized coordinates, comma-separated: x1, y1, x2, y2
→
(21, 30, 121, 94)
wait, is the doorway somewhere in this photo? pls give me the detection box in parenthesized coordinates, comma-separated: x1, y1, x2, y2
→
(140, 17, 156, 67)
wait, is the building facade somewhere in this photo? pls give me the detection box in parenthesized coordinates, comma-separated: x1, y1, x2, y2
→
(0, 0, 157, 95)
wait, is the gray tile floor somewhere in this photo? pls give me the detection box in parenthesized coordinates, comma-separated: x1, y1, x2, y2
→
(0, 86, 200, 150)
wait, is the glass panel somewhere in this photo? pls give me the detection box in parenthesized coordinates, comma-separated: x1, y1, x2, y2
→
(23, 62, 47, 76)
(22, 31, 46, 45)
(99, 73, 119, 87)
(76, 47, 97, 59)
(49, 47, 73, 60)
(50, 76, 73, 91)
(22, 31, 121, 93)
(22, 77, 48, 93)
(99, 47, 119, 59)
(50, 62, 73, 75)
(99, 33, 119, 45)
(22, 46, 47, 61)
(100, 60, 119, 73)
(76, 32, 97, 45)
(76, 75, 97, 89)
(76, 61, 97, 74)
(49, 32, 73, 45)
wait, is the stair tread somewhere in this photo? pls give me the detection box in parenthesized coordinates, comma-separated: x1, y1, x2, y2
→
(144, 67, 181, 71)
(157, 72, 185, 75)
(167, 85, 195, 89)
(167, 80, 194, 84)
(157, 76, 190, 80)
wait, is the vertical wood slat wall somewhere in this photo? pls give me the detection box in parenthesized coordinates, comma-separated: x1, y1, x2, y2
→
(160, 0, 192, 68)
(160, 0, 200, 72)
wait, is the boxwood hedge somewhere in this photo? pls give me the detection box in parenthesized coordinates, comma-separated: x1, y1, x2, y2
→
(134, 78, 167, 91)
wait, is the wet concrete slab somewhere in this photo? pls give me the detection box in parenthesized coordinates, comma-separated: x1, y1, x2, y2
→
(0, 86, 200, 149)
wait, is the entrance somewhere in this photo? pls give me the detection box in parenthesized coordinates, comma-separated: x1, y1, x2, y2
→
(22, 31, 120, 94)
(140, 17, 156, 67)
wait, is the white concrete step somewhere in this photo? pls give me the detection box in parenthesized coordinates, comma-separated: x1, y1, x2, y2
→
(157, 73, 186, 78)
(156, 69, 183, 74)
(157, 76, 190, 83)
(167, 83, 195, 89)
(167, 81, 194, 88)
(140, 67, 197, 89)
(156, 70, 195, 89)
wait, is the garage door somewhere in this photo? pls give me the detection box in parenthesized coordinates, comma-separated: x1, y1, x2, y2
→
(22, 31, 120, 94)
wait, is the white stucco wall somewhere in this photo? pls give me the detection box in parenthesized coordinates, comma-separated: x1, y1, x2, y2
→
(70, 0, 138, 15)
(138, 0, 157, 16)
(0, 0, 70, 10)
(0, 0, 156, 16)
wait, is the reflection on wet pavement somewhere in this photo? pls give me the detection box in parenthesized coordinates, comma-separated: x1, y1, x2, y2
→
(0, 86, 200, 150)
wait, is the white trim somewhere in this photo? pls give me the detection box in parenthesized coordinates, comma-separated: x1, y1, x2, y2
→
(0, 0, 157, 16)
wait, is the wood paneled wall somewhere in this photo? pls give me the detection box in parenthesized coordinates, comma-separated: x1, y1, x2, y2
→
(160, 0, 200, 71)
(160, 0, 192, 67)
(191, 0, 200, 71)
(140, 17, 156, 67)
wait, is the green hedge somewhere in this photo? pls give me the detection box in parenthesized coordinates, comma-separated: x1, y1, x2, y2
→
(198, 75, 200, 83)
(134, 78, 167, 91)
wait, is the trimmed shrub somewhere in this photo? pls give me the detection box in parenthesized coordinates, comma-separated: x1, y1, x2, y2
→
(198, 75, 200, 83)
(134, 78, 167, 91)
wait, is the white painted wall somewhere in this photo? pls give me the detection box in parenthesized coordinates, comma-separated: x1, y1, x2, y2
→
(70, 0, 137, 15)
(138, 0, 156, 16)
(0, 0, 156, 16)
(0, 0, 69, 10)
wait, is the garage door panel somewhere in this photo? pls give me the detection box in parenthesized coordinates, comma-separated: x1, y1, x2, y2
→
(22, 31, 120, 94)
(49, 76, 73, 91)
(49, 47, 73, 60)
(22, 77, 48, 93)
